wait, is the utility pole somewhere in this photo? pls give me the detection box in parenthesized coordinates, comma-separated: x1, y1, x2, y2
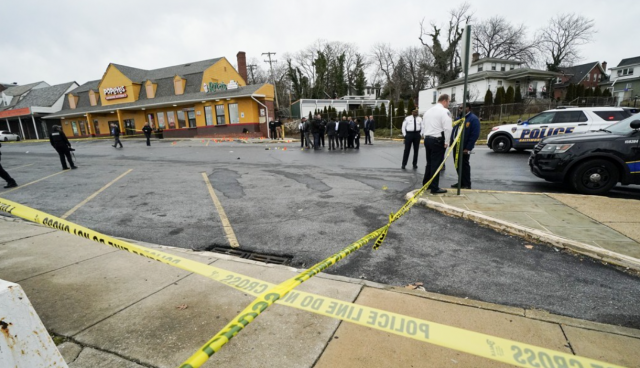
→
(247, 64, 258, 84)
(262, 52, 280, 111)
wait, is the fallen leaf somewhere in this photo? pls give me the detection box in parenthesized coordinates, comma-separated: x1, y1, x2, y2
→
(415, 282, 424, 286)
(382, 185, 388, 190)
(525, 245, 534, 249)
(176, 304, 188, 310)
(405, 285, 418, 290)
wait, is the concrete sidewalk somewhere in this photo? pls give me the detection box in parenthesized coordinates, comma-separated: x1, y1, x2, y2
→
(1, 217, 639, 368)
(410, 189, 640, 272)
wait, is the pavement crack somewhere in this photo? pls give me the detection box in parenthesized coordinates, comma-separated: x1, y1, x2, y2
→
(559, 324, 576, 355)
(53, 334, 159, 368)
(0, 230, 58, 245)
(14, 250, 120, 283)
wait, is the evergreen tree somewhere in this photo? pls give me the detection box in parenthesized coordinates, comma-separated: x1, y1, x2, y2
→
(407, 98, 416, 113)
(379, 103, 387, 128)
(494, 86, 506, 105)
(576, 84, 585, 98)
(593, 86, 602, 97)
(323, 106, 328, 119)
(514, 86, 523, 103)
(484, 89, 493, 106)
(602, 88, 612, 97)
(505, 86, 515, 104)
(584, 87, 593, 97)
(308, 111, 313, 120)
(565, 84, 575, 102)
(396, 100, 406, 118)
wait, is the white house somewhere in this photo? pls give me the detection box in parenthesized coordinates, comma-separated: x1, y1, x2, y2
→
(419, 55, 560, 113)
(600, 56, 640, 106)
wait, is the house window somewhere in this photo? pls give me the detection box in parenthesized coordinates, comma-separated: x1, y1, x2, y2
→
(510, 64, 515, 70)
(500, 64, 506, 71)
(177, 110, 186, 128)
(491, 63, 496, 71)
(497, 80, 503, 86)
(451, 88, 456, 102)
(618, 70, 623, 76)
(157, 112, 166, 129)
(586, 74, 590, 81)
(623, 69, 629, 76)
(630, 68, 635, 75)
(215, 105, 226, 125)
(204, 106, 214, 126)
(478, 64, 483, 72)
(228, 103, 239, 124)
(626, 83, 632, 89)
(556, 77, 562, 84)
(432, 91, 437, 104)
(167, 111, 176, 129)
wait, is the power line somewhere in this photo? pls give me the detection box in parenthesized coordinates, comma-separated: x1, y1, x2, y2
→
(262, 52, 280, 111)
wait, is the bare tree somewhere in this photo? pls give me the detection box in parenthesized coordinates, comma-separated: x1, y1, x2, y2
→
(473, 16, 537, 65)
(247, 57, 269, 84)
(536, 13, 596, 71)
(398, 47, 434, 100)
(371, 43, 399, 100)
(419, 2, 473, 85)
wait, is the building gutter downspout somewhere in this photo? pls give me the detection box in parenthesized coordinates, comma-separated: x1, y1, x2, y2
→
(251, 95, 270, 138)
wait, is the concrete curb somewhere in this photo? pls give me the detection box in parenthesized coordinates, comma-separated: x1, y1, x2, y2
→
(406, 190, 640, 273)
(2, 216, 639, 340)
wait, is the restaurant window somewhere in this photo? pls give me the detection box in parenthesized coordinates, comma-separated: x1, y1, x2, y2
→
(204, 106, 214, 126)
(93, 120, 101, 135)
(79, 121, 87, 136)
(186, 108, 196, 128)
(177, 110, 186, 128)
(215, 105, 226, 125)
(71, 122, 78, 136)
(167, 111, 176, 129)
(124, 119, 136, 135)
(228, 103, 239, 124)
(147, 114, 156, 130)
(157, 112, 166, 129)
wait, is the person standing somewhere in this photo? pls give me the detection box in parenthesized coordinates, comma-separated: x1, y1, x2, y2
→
(269, 119, 276, 140)
(338, 116, 349, 150)
(111, 123, 123, 148)
(299, 118, 307, 148)
(311, 115, 323, 150)
(353, 119, 361, 149)
(364, 116, 372, 145)
(326, 117, 337, 150)
(0, 142, 18, 188)
(319, 118, 326, 148)
(451, 105, 480, 189)
(347, 117, 356, 148)
(422, 94, 452, 194)
(303, 117, 311, 149)
(275, 117, 284, 140)
(50, 125, 77, 170)
(142, 122, 153, 146)
(401, 109, 423, 170)
(368, 115, 375, 144)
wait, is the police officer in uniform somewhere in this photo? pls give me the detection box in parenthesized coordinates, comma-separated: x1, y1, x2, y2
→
(422, 94, 452, 193)
(142, 122, 153, 146)
(401, 109, 423, 169)
(0, 142, 18, 188)
(50, 125, 77, 170)
(111, 123, 123, 148)
(269, 119, 276, 140)
(451, 105, 481, 189)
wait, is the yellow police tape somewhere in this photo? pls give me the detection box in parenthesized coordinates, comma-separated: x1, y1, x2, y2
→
(179, 121, 466, 367)
(0, 198, 625, 368)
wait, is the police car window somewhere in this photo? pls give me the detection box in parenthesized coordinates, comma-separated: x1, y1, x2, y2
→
(594, 111, 631, 122)
(553, 111, 587, 124)
(527, 112, 555, 125)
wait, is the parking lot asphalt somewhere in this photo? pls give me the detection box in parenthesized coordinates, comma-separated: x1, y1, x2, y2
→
(1, 138, 639, 328)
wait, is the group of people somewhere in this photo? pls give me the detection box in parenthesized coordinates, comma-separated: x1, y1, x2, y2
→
(268, 119, 284, 140)
(401, 94, 480, 194)
(298, 115, 376, 151)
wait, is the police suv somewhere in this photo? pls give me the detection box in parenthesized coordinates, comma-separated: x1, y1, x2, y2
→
(529, 115, 640, 195)
(487, 107, 632, 153)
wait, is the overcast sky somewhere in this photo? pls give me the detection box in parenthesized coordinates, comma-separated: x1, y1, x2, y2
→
(1, 0, 636, 87)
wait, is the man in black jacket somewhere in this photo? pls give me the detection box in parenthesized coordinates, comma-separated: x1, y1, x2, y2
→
(0, 142, 18, 188)
(268, 119, 276, 140)
(311, 115, 323, 150)
(111, 123, 123, 148)
(337, 116, 350, 149)
(50, 125, 77, 170)
(364, 115, 375, 145)
(326, 117, 337, 150)
(142, 122, 153, 146)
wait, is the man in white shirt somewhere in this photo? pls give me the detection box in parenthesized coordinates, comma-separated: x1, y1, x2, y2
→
(421, 94, 452, 194)
(401, 109, 423, 169)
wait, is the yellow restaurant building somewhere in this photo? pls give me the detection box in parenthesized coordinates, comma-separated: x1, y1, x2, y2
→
(45, 52, 275, 139)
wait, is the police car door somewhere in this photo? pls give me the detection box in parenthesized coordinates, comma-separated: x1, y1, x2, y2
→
(550, 110, 591, 136)
(515, 111, 556, 148)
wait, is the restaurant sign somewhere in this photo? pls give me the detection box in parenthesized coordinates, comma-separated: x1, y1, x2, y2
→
(203, 82, 227, 93)
(104, 86, 128, 100)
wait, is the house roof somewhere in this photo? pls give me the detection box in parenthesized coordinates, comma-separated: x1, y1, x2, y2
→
(72, 80, 101, 93)
(11, 82, 77, 109)
(2, 81, 46, 96)
(45, 83, 268, 119)
(617, 56, 640, 68)
(438, 68, 559, 89)
(110, 57, 222, 84)
(471, 57, 522, 66)
(556, 61, 602, 87)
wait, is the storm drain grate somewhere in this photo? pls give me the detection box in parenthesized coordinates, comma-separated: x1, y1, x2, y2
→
(208, 246, 292, 265)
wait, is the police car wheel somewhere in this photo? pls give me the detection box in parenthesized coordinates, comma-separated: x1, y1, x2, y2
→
(491, 136, 511, 153)
(570, 159, 619, 195)
(3, 137, 7, 142)
(16, 136, 20, 141)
